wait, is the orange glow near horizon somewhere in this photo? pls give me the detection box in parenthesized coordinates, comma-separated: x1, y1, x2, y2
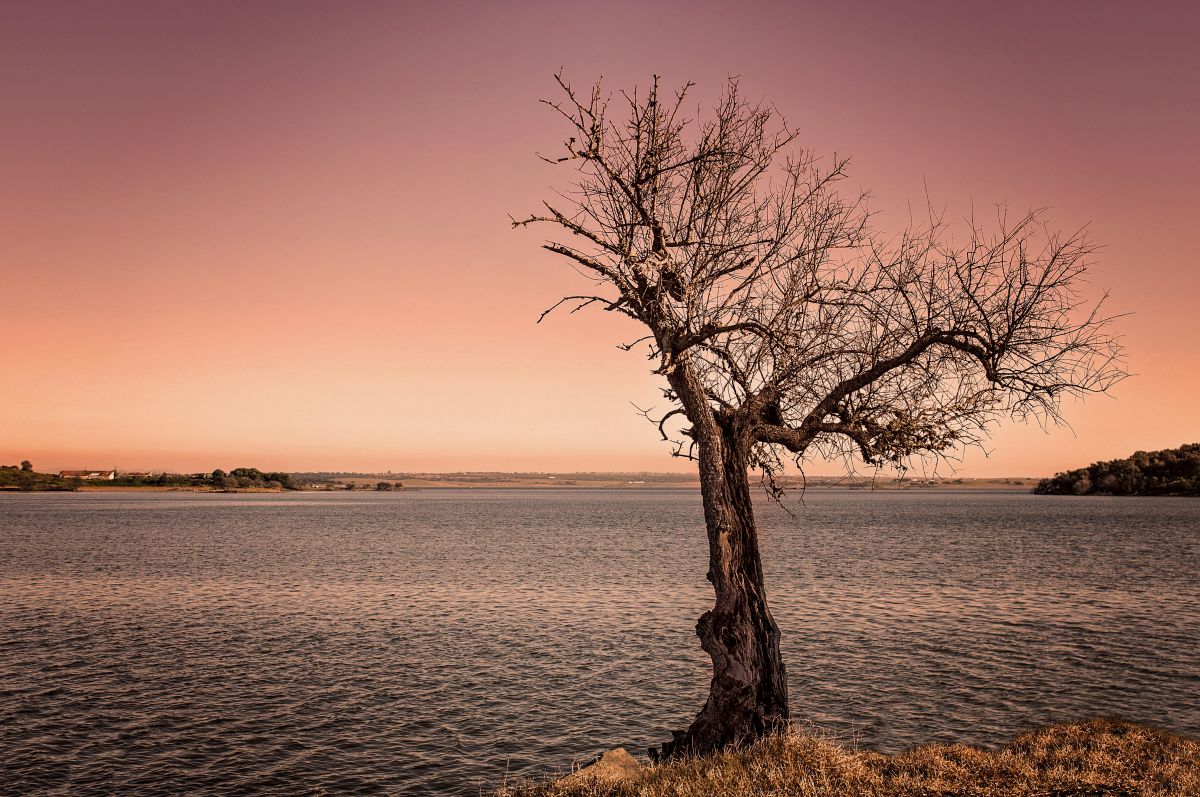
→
(2, 1, 1198, 477)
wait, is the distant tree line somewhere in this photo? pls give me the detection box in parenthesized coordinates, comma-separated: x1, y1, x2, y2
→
(209, 468, 295, 490)
(1033, 444, 1200, 496)
(1, 463, 298, 491)
(111, 472, 194, 487)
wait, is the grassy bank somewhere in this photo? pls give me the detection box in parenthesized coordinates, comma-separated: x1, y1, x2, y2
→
(501, 719, 1199, 797)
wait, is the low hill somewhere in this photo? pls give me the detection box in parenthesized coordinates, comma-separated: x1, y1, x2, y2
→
(1033, 443, 1200, 496)
(0, 464, 75, 491)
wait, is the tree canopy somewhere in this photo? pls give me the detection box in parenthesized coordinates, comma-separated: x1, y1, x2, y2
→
(518, 74, 1124, 485)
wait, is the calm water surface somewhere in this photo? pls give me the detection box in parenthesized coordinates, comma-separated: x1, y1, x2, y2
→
(1, 490, 1197, 795)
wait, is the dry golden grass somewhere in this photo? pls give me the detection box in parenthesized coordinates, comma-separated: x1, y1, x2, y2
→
(499, 719, 1199, 797)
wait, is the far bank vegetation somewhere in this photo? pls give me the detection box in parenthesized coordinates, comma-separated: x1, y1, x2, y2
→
(1034, 443, 1200, 496)
(0, 464, 298, 492)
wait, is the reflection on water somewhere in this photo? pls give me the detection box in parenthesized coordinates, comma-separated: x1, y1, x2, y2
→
(1, 490, 1197, 795)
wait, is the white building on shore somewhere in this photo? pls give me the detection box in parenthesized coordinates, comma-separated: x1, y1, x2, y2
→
(59, 470, 117, 481)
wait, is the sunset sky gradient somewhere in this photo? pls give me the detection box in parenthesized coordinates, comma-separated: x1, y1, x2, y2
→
(3, 0, 1197, 476)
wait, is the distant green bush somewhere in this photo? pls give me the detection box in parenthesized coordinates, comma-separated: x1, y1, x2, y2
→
(1034, 443, 1200, 496)
(205, 467, 295, 490)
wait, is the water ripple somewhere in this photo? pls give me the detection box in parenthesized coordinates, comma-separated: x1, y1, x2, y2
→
(0, 490, 1197, 795)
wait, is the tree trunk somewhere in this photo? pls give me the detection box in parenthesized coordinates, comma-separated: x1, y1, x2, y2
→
(652, 413, 789, 760)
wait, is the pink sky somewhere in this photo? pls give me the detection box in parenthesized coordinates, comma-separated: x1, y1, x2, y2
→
(2, 1, 1197, 476)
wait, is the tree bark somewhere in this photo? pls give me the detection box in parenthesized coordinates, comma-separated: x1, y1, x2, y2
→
(652, 409, 789, 760)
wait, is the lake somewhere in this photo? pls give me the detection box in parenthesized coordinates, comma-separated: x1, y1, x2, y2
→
(1, 490, 1197, 795)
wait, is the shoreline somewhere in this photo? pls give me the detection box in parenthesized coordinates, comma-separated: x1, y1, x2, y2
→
(503, 718, 1200, 796)
(0, 479, 1044, 493)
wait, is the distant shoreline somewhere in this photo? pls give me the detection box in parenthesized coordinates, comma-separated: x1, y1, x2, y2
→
(0, 464, 1045, 493)
(1, 478, 1041, 493)
(381, 476, 1037, 491)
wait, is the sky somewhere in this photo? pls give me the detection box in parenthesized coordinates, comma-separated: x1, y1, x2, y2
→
(2, 0, 1197, 476)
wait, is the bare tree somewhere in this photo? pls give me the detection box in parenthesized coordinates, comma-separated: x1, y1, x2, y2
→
(515, 73, 1125, 759)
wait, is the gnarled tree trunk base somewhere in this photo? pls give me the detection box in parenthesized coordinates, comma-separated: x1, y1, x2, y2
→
(649, 417, 789, 762)
(649, 602, 789, 761)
